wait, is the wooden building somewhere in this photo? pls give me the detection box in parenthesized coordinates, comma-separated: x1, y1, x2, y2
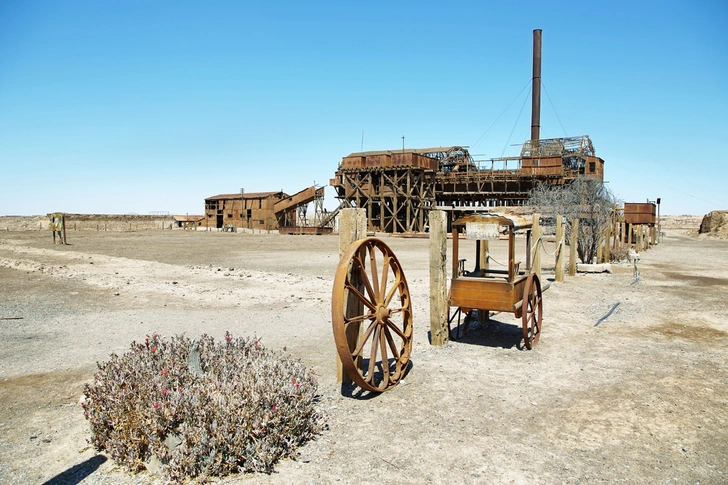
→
(173, 215, 204, 229)
(204, 191, 286, 230)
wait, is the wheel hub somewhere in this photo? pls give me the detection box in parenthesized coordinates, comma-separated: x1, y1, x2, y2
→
(376, 305, 391, 323)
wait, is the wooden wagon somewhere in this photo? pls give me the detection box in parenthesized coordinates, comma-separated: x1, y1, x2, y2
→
(331, 211, 544, 392)
(448, 212, 543, 349)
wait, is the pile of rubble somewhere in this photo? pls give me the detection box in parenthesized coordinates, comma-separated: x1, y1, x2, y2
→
(698, 210, 728, 239)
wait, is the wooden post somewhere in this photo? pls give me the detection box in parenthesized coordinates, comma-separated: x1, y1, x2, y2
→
(603, 218, 612, 263)
(616, 222, 622, 251)
(452, 221, 459, 278)
(479, 240, 489, 272)
(429, 210, 448, 347)
(636, 224, 642, 252)
(644, 226, 649, 251)
(596, 239, 603, 264)
(531, 213, 541, 281)
(569, 217, 579, 277)
(626, 222, 631, 246)
(508, 228, 516, 281)
(336, 209, 367, 384)
(555, 215, 565, 282)
(645, 226, 650, 251)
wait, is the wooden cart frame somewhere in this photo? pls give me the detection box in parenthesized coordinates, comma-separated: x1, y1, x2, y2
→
(448, 212, 543, 349)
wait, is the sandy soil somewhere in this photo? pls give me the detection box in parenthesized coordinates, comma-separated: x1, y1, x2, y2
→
(0, 225, 726, 484)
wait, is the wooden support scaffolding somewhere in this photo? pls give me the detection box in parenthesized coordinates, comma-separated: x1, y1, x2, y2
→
(331, 139, 604, 234)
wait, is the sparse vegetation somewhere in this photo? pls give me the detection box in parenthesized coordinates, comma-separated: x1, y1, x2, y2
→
(82, 333, 324, 483)
(529, 176, 619, 264)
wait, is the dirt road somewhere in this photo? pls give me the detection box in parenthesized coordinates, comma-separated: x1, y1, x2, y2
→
(0, 227, 726, 484)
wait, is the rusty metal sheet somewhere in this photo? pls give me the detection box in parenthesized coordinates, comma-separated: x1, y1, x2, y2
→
(366, 154, 391, 167)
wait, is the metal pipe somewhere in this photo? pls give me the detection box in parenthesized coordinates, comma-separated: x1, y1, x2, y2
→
(531, 29, 542, 143)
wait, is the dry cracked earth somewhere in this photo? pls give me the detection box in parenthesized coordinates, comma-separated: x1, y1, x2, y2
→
(0, 226, 726, 484)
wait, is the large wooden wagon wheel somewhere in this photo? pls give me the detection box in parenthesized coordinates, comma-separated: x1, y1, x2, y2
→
(332, 238, 413, 392)
(521, 273, 543, 349)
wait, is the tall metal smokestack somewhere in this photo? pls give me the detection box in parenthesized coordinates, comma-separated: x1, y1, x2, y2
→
(531, 29, 542, 143)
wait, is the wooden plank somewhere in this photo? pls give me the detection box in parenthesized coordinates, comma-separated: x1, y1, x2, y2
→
(449, 277, 527, 313)
(569, 217, 579, 277)
(429, 210, 448, 346)
(336, 208, 367, 384)
(555, 215, 565, 282)
(531, 213, 541, 281)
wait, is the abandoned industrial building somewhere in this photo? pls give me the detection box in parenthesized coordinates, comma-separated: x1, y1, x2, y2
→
(204, 186, 333, 233)
(329, 136, 605, 233)
(204, 191, 285, 231)
(206, 30, 607, 235)
(329, 30, 605, 233)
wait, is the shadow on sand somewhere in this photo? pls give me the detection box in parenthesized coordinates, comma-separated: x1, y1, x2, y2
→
(41, 454, 107, 485)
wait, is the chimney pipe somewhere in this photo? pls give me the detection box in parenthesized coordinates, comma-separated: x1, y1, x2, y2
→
(531, 29, 542, 143)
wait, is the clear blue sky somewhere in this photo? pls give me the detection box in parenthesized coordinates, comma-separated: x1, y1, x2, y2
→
(1, 1, 726, 216)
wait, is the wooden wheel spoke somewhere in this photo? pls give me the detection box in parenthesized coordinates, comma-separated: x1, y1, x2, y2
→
(366, 243, 380, 301)
(351, 320, 378, 358)
(344, 313, 373, 326)
(379, 328, 390, 388)
(379, 254, 391, 304)
(383, 275, 403, 307)
(344, 279, 376, 311)
(382, 325, 400, 360)
(353, 256, 377, 304)
(384, 318, 407, 340)
(366, 326, 381, 384)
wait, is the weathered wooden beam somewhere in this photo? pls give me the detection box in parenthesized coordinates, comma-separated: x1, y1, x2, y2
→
(429, 210, 448, 346)
(531, 213, 541, 280)
(555, 215, 565, 282)
(569, 217, 579, 277)
(336, 208, 367, 384)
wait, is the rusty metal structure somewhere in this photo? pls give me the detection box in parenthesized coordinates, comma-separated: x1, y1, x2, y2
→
(330, 29, 605, 233)
(274, 185, 333, 235)
(448, 212, 543, 349)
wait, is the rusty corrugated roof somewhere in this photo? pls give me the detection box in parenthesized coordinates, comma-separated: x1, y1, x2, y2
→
(205, 191, 285, 201)
(346, 147, 467, 157)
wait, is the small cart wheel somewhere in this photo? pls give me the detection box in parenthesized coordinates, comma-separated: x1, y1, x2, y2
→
(521, 273, 543, 349)
(332, 238, 413, 392)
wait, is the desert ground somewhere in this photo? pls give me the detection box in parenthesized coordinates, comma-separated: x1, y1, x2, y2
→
(0, 220, 726, 484)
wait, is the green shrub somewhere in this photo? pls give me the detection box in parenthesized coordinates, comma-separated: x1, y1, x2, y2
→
(82, 333, 324, 482)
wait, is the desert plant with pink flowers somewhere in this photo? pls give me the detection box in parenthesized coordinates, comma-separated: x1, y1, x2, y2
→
(82, 333, 323, 482)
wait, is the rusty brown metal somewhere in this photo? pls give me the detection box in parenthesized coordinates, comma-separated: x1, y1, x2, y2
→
(624, 203, 656, 225)
(531, 28, 542, 143)
(332, 238, 413, 392)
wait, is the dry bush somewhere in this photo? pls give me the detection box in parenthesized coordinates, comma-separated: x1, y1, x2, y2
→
(609, 245, 631, 263)
(82, 333, 324, 482)
(529, 177, 619, 264)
